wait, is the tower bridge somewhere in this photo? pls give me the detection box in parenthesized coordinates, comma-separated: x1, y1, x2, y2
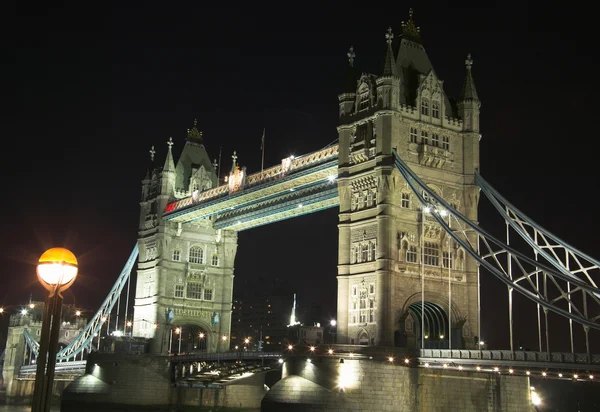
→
(4, 8, 600, 411)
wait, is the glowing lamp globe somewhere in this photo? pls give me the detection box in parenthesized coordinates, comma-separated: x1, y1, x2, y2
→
(37, 248, 78, 293)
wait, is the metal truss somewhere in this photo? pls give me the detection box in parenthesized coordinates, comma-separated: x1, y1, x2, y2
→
(392, 151, 600, 356)
(23, 244, 139, 361)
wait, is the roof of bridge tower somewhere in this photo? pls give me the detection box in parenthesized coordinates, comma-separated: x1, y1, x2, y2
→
(382, 27, 398, 77)
(459, 54, 480, 102)
(395, 8, 456, 117)
(187, 118, 203, 142)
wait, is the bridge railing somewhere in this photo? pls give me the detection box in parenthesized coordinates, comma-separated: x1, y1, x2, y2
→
(19, 360, 87, 377)
(169, 351, 282, 364)
(420, 349, 600, 365)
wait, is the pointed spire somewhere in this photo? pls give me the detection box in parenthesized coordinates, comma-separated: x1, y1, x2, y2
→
(344, 46, 357, 93)
(460, 54, 479, 102)
(187, 118, 203, 142)
(163, 137, 175, 173)
(401, 8, 421, 43)
(149, 145, 156, 162)
(145, 145, 156, 180)
(382, 27, 398, 76)
(230, 150, 238, 174)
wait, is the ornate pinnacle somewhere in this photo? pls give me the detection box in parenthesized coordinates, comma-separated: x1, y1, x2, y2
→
(401, 8, 421, 41)
(149, 145, 156, 161)
(212, 158, 218, 169)
(167, 137, 174, 150)
(187, 119, 203, 141)
(386, 27, 394, 45)
(465, 53, 474, 70)
(347, 46, 356, 67)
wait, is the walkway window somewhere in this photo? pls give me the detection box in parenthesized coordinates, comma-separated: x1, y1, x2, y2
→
(443, 251, 453, 269)
(189, 246, 204, 264)
(211, 254, 219, 266)
(410, 127, 418, 143)
(174, 285, 184, 298)
(432, 101, 440, 119)
(369, 241, 376, 261)
(424, 242, 440, 266)
(432, 133, 440, 147)
(172, 250, 181, 261)
(442, 136, 450, 151)
(421, 99, 429, 116)
(204, 288, 213, 301)
(186, 283, 202, 300)
(401, 193, 410, 208)
(421, 130, 428, 145)
(406, 245, 418, 263)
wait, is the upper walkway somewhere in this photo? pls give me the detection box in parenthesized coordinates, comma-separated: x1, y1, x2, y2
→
(163, 145, 339, 230)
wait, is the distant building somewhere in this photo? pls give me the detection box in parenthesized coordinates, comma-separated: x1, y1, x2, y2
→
(230, 295, 288, 351)
(288, 324, 324, 346)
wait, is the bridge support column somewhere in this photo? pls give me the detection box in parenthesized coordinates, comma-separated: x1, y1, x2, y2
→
(336, 276, 349, 343)
(376, 270, 393, 346)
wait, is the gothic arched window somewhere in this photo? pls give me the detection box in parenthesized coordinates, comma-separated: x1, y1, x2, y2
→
(189, 246, 204, 264)
(211, 254, 219, 266)
(432, 101, 440, 119)
(421, 98, 429, 116)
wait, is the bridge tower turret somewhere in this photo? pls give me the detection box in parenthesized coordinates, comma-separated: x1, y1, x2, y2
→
(133, 121, 237, 355)
(336, 10, 481, 349)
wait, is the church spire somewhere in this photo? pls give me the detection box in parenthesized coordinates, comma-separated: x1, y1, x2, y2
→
(145, 145, 156, 180)
(344, 46, 357, 93)
(459, 54, 479, 102)
(187, 119, 203, 142)
(382, 27, 398, 77)
(163, 137, 175, 173)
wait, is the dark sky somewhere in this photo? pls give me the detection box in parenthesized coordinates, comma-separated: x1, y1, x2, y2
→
(4, 0, 600, 363)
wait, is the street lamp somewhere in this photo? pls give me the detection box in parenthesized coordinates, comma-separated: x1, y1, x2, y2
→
(32, 247, 78, 412)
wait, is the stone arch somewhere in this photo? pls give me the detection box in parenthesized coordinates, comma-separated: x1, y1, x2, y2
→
(355, 328, 370, 346)
(170, 317, 216, 353)
(396, 293, 466, 349)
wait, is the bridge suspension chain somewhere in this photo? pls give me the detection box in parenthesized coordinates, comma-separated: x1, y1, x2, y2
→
(23, 244, 139, 362)
(392, 151, 600, 340)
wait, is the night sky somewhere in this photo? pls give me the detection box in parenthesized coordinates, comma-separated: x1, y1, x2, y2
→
(4, 0, 600, 398)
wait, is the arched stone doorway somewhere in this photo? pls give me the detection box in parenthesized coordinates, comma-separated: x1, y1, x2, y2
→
(170, 323, 209, 355)
(396, 294, 465, 350)
(356, 328, 371, 345)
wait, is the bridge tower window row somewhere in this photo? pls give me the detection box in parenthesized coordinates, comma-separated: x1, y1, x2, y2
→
(351, 240, 377, 264)
(174, 283, 214, 301)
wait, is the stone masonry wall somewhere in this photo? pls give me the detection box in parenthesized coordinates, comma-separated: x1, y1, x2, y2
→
(262, 357, 531, 412)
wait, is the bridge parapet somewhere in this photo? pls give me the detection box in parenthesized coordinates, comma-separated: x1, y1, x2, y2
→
(420, 349, 600, 370)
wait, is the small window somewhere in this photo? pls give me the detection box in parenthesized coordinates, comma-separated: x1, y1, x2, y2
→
(361, 243, 369, 262)
(406, 245, 418, 263)
(401, 193, 410, 208)
(369, 284, 374, 294)
(353, 286, 357, 296)
(174, 285, 184, 298)
(186, 283, 203, 300)
(369, 299, 374, 308)
(410, 127, 418, 143)
(432, 101, 440, 119)
(424, 242, 440, 266)
(189, 246, 204, 264)
(432, 133, 440, 147)
(421, 99, 429, 116)
(442, 136, 450, 151)
(172, 250, 180, 261)
(443, 251, 453, 269)
(211, 254, 219, 266)
(369, 312, 374, 323)
(421, 130, 428, 145)
(204, 288, 213, 301)
(65, 331, 69, 338)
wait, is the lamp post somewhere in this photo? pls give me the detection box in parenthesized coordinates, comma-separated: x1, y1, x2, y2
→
(31, 247, 78, 412)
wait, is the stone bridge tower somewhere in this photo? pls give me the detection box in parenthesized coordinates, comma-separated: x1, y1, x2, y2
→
(133, 121, 237, 354)
(336, 11, 481, 349)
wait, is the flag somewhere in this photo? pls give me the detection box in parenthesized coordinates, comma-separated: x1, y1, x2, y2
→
(260, 128, 265, 151)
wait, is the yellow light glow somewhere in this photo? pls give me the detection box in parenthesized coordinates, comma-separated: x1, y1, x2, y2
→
(101, 316, 107, 322)
(443, 364, 448, 368)
(493, 367, 499, 372)
(404, 358, 410, 364)
(126, 321, 132, 327)
(29, 303, 35, 309)
(476, 366, 481, 371)
(558, 373, 563, 378)
(328, 349, 334, 355)
(542, 372, 547, 377)
(337, 361, 357, 390)
(573, 374, 578, 379)
(424, 362, 430, 368)
(244, 338, 250, 344)
(388, 357, 394, 363)
(199, 333, 205, 338)
(509, 369, 514, 374)
(526, 371, 531, 376)
(0, 308, 4, 313)
(288, 345, 293, 350)
(589, 375, 594, 380)
(458, 365, 463, 370)
(222, 335, 227, 341)
(37, 248, 78, 292)
(309, 346, 315, 352)
(75, 310, 81, 316)
(175, 328, 181, 334)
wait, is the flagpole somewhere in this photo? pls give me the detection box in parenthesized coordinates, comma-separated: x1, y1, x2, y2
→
(218, 146, 222, 183)
(261, 128, 265, 172)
